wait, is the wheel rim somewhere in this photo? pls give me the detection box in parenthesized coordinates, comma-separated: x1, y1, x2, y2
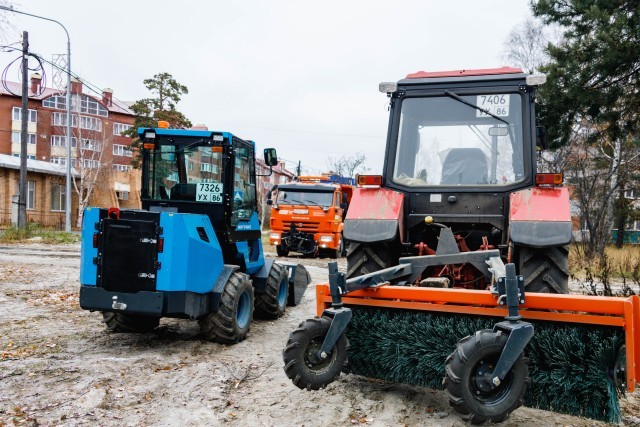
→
(470, 354, 513, 405)
(277, 276, 288, 309)
(236, 290, 251, 329)
(304, 335, 335, 372)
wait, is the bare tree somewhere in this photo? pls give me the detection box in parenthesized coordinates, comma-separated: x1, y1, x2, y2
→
(0, 1, 17, 42)
(502, 17, 551, 73)
(327, 152, 369, 178)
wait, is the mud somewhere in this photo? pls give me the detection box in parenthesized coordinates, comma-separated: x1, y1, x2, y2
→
(0, 243, 637, 426)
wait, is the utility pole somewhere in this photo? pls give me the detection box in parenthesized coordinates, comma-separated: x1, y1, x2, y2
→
(18, 31, 28, 229)
(296, 161, 301, 177)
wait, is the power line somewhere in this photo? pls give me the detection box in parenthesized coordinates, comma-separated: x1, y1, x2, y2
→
(214, 121, 383, 139)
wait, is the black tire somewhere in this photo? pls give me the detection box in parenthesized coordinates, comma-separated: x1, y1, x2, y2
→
(328, 237, 341, 259)
(443, 330, 529, 424)
(276, 244, 289, 257)
(102, 312, 159, 333)
(340, 234, 347, 257)
(254, 263, 288, 319)
(516, 245, 569, 293)
(283, 316, 349, 390)
(199, 272, 254, 344)
(346, 241, 399, 279)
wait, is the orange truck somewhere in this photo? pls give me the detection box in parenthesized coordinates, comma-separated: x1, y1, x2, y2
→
(268, 175, 354, 258)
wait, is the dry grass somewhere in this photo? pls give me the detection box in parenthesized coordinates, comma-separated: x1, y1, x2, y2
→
(570, 243, 640, 296)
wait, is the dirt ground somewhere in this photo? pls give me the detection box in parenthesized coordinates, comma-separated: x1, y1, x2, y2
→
(1, 242, 639, 427)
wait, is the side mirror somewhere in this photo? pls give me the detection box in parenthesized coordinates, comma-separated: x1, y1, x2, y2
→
(536, 126, 549, 150)
(264, 148, 278, 167)
(340, 202, 348, 211)
(267, 199, 273, 206)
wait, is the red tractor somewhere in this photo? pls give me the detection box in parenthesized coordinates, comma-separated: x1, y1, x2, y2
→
(344, 67, 571, 293)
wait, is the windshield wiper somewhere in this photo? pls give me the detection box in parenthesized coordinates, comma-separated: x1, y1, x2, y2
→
(444, 90, 509, 125)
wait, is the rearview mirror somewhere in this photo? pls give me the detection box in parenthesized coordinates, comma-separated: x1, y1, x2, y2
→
(536, 126, 549, 150)
(488, 126, 509, 137)
(264, 148, 278, 166)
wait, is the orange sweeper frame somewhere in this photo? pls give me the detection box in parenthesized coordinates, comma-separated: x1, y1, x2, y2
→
(315, 282, 640, 392)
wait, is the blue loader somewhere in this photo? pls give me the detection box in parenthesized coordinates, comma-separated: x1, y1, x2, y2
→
(79, 125, 310, 343)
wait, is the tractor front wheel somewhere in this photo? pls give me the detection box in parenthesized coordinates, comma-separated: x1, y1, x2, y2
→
(254, 263, 288, 319)
(346, 241, 399, 279)
(199, 272, 254, 344)
(102, 312, 159, 333)
(516, 245, 569, 293)
(276, 244, 289, 257)
(443, 329, 529, 424)
(283, 316, 348, 390)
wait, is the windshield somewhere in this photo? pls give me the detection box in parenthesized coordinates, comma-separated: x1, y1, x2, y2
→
(146, 144, 224, 202)
(392, 93, 524, 187)
(277, 190, 334, 207)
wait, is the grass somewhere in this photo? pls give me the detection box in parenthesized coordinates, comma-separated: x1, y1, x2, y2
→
(570, 243, 640, 296)
(0, 224, 80, 244)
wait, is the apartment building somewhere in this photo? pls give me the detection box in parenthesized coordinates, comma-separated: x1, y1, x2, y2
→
(0, 74, 139, 228)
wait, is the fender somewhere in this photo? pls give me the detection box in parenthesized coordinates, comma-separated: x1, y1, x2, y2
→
(509, 187, 572, 247)
(344, 187, 404, 243)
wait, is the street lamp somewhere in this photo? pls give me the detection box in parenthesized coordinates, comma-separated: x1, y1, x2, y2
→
(0, 5, 73, 232)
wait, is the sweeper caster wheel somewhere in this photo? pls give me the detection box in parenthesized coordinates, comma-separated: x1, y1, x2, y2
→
(444, 330, 529, 424)
(102, 312, 159, 333)
(254, 263, 288, 319)
(283, 316, 349, 390)
(199, 272, 254, 344)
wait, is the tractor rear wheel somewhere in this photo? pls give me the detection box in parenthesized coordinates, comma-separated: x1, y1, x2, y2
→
(254, 263, 288, 319)
(102, 312, 159, 333)
(516, 246, 569, 293)
(283, 316, 349, 390)
(346, 241, 399, 279)
(199, 272, 254, 344)
(443, 330, 529, 424)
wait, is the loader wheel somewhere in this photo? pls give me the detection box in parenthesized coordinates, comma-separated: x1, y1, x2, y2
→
(346, 241, 399, 279)
(283, 316, 349, 390)
(102, 312, 159, 333)
(276, 244, 289, 257)
(516, 246, 569, 293)
(444, 330, 529, 424)
(254, 263, 288, 319)
(199, 272, 253, 344)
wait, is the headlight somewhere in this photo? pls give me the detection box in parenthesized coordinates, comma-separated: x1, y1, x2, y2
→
(270, 233, 280, 239)
(319, 235, 333, 242)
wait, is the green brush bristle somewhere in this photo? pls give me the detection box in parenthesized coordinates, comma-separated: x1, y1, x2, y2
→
(345, 307, 624, 422)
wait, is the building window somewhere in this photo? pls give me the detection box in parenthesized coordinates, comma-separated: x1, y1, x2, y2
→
(79, 116, 102, 131)
(112, 164, 131, 172)
(27, 181, 35, 210)
(624, 190, 635, 199)
(51, 185, 65, 211)
(113, 123, 132, 135)
(52, 112, 78, 127)
(81, 139, 101, 152)
(51, 157, 77, 167)
(113, 144, 133, 157)
(81, 159, 99, 169)
(12, 107, 37, 122)
(116, 190, 129, 200)
(44, 94, 108, 117)
(11, 131, 36, 144)
(13, 154, 36, 160)
(51, 135, 78, 147)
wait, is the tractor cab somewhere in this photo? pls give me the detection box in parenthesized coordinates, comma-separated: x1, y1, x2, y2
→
(139, 126, 277, 270)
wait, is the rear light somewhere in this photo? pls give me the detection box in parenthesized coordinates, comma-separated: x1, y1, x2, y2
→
(157, 237, 164, 253)
(107, 207, 120, 220)
(357, 175, 383, 186)
(93, 233, 99, 248)
(535, 173, 563, 186)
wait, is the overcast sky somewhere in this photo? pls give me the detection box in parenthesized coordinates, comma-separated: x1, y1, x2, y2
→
(1, 0, 532, 175)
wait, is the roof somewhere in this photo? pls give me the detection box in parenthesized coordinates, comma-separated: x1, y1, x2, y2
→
(0, 81, 133, 115)
(277, 183, 337, 192)
(405, 67, 523, 79)
(0, 153, 78, 177)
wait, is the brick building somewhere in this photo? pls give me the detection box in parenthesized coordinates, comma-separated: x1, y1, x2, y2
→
(0, 74, 138, 228)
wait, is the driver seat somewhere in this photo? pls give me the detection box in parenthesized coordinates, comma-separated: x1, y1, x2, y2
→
(440, 148, 489, 185)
